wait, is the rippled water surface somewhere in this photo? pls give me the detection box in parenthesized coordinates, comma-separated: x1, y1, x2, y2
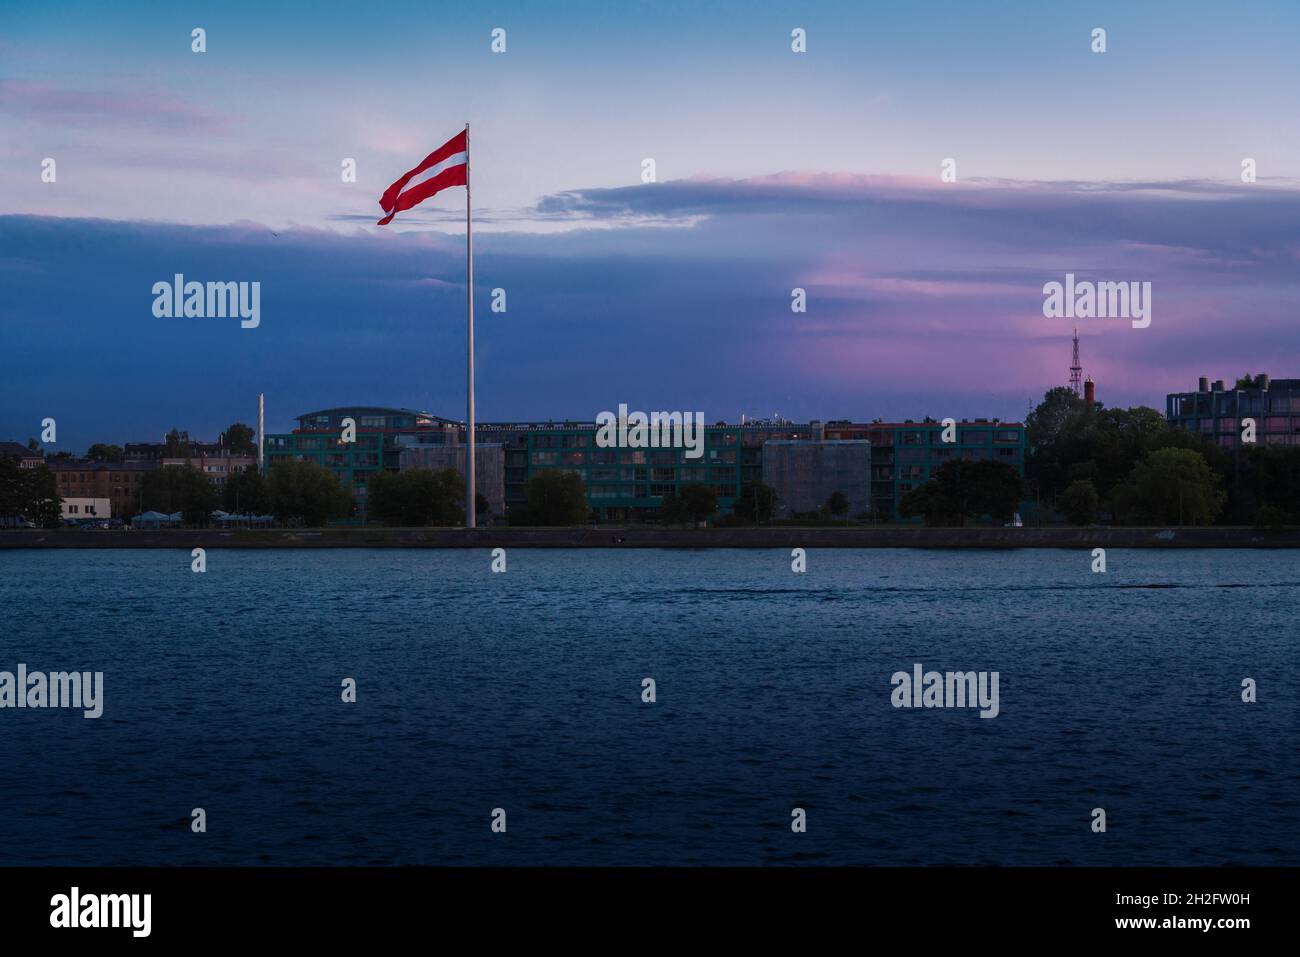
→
(0, 548, 1295, 865)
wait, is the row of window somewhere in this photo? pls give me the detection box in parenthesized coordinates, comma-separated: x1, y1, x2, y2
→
(897, 429, 1022, 446)
(1190, 417, 1298, 433)
(529, 449, 738, 466)
(1172, 395, 1300, 417)
(589, 484, 738, 500)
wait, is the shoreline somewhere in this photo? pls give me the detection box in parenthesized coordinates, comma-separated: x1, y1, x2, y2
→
(1, 526, 1297, 548)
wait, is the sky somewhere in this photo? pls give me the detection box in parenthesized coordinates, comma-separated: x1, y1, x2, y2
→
(2, 0, 1299, 449)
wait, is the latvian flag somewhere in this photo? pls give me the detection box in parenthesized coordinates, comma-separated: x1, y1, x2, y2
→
(376, 128, 467, 226)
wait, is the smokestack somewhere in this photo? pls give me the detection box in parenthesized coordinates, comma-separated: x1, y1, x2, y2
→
(1084, 378, 1095, 406)
(1214, 379, 1226, 392)
(257, 393, 265, 475)
(1198, 376, 1209, 393)
(1259, 373, 1270, 391)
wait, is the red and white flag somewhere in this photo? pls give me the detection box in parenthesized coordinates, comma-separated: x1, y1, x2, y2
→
(376, 128, 467, 226)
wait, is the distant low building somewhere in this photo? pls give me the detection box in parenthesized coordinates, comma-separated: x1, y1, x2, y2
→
(762, 440, 872, 518)
(60, 497, 111, 520)
(160, 453, 257, 488)
(0, 441, 45, 469)
(1167, 374, 1300, 450)
(47, 460, 157, 519)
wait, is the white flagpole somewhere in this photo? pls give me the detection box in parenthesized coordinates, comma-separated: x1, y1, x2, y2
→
(465, 122, 476, 529)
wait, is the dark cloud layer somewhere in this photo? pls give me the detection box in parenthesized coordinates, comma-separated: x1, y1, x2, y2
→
(3, 174, 1298, 449)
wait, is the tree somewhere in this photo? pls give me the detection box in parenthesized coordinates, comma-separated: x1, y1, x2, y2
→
(141, 465, 218, 525)
(86, 443, 124, 462)
(164, 429, 188, 457)
(524, 470, 588, 526)
(677, 482, 718, 526)
(267, 459, 353, 526)
(1111, 448, 1226, 526)
(367, 468, 464, 526)
(0, 455, 25, 519)
(825, 490, 849, 518)
(733, 481, 778, 524)
(1237, 445, 1300, 524)
(1026, 387, 1088, 453)
(658, 492, 688, 526)
(899, 481, 963, 527)
(224, 423, 257, 456)
(1025, 385, 1231, 515)
(1058, 478, 1100, 526)
(222, 468, 271, 514)
(898, 459, 1022, 526)
(24, 465, 61, 526)
(475, 492, 491, 520)
(0, 458, 61, 526)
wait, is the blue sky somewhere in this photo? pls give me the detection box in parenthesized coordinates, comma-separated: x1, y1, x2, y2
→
(2, 1, 1299, 448)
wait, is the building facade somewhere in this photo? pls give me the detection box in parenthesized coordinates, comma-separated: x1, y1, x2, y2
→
(160, 453, 257, 488)
(265, 406, 1024, 524)
(762, 440, 872, 517)
(60, 497, 111, 520)
(47, 460, 157, 518)
(263, 407, 460, 519)
(1166, 374, 1300, 450)
(478, 419, 822, 522)
(822, 420, 1026, 520)
(399, 444, 506, 520)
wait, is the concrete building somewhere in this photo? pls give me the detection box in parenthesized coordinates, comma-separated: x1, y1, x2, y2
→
(1167, 374, 1300, 450)
(60, 497, 111, 520)
(399, 444, 506, 521)
(762, 440, 872, 518)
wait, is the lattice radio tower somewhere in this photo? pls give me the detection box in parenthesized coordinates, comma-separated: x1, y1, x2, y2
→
(1069, 327, 1083, 396)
